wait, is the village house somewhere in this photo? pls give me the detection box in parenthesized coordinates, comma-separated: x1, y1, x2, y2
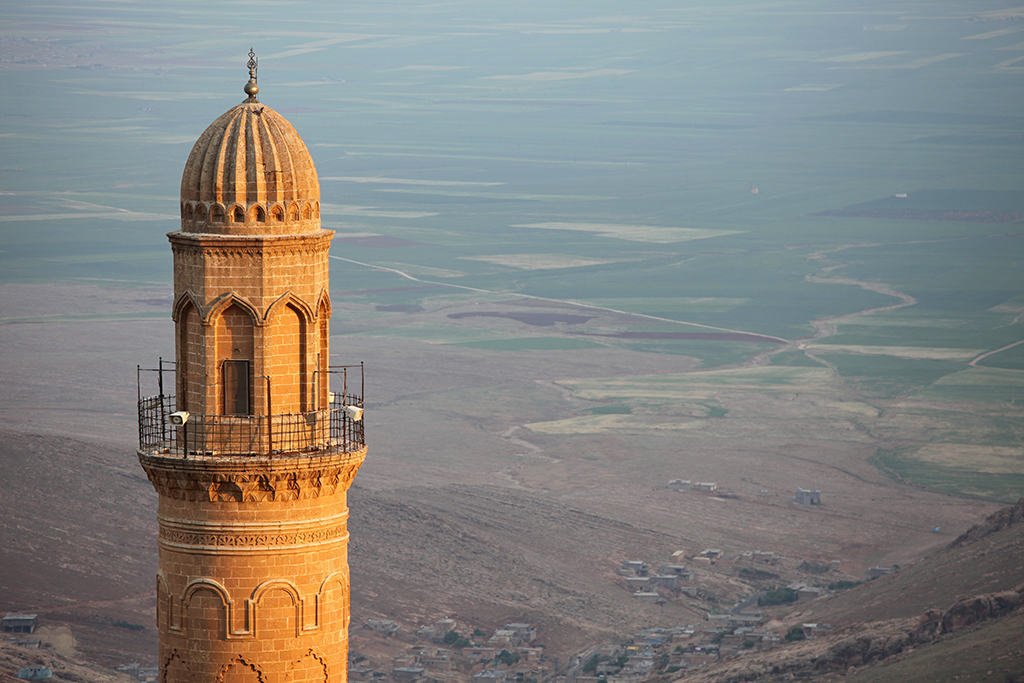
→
(649, 574, 679, 589)
(682, 651, 717, 668)
(693, 482, 718, 493)
(392, 667, 426, 682)
(17, 667, 51, 680)
(488, 630, 518, 646)
(632, 591, 661, 603)
(366, 619, 400, 636)
(517, 647, 544, 662)
(667, 479, 692, 491)
(2, 614, 38, 634)
(416, 649, 454, 671)
(619, 560, 650, 577)
(11, 638, 41, 649)
(472, 670, 508, 683)
(797, 585, 824, 602)
(503, 623, 536, 642)
(801, 623, 833, 639)
(626, 576, 651, 590)
(795, 488, 822, 505)
(464, 647, 497, 661)
(658, 563, 692, 578)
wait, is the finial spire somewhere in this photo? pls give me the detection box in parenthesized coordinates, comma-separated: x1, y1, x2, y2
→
(244, 48, 259, 102)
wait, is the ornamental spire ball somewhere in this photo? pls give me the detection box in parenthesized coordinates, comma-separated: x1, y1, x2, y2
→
(244, 47, 259, 101)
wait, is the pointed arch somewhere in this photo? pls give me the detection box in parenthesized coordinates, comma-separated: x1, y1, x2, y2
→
(266, 297, 309, 413)
(264, 291, 314, 325)
(174, 294, 204, 413)
(204, 293, 261, 327)
(313, 201, 320, 219)
(289, 204, 300, 221)
(250, 204, 266, 223)
(315, 289, 332, 320)
(301, 202, 312, 220)
(230, 204, 245, 223)
(172, 290, 204, 324)
(194, 203, 208, 223)
(269, 203, 285, 222)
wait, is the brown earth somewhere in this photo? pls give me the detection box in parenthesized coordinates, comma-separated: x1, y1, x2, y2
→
(0, 283, 1010, 678)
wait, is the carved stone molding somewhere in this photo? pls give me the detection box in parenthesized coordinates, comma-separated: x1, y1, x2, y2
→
(169, 230, 333, 259)
(138, 448, 366, 502)
(158, 513, 349, 552)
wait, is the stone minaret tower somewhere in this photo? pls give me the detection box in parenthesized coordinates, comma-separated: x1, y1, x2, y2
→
(137, 52, 366, 683)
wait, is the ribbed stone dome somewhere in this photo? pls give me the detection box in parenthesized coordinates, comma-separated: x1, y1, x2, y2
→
(179, 100, 320, 235)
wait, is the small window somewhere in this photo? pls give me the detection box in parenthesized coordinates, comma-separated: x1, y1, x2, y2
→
(223, 360, 251, 415)
(232, 206, 245, 222)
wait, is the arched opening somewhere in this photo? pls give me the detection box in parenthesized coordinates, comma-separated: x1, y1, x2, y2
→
(232, 205, 245, 222)
(302, 203, 311, 220)
(176, 300, 202, 412)
(289, 204, 299, 221)
(318, 299, 330, 407)
(210, 204, 225, 223)
(194, 204, 208, 223)
(251, 205, 266, 223)
(270, 205, 284, 222)
(268, 303, 306, 414)
(214, 303, 256, 416)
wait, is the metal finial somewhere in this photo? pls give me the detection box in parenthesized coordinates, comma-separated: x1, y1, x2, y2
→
(244, 48, 259, 101)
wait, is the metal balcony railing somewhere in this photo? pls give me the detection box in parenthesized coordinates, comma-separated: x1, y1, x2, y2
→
(137, 361, 365, 457)
(138, 392, 364, 457)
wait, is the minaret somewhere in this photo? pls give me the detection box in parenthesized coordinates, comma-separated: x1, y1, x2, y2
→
(137, 51, 366, 682)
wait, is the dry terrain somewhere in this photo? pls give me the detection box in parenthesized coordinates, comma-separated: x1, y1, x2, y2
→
(0, 283, 1011, 676)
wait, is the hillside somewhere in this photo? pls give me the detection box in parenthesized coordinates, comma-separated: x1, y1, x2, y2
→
(348, 483, 738, 655)
(673, 498, 1024, 683)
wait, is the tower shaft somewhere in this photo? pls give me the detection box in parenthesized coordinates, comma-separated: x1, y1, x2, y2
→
(138, 64, 365, 683)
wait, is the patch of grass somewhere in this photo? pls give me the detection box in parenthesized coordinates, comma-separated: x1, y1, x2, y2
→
(700, 402, 729, 418)
(911, 367, 1024, 405)
(588, 404, 632, 415)
(815, 353, 964, 397)
(873, 448, 1024, 503)
(770, 351, 827, 367)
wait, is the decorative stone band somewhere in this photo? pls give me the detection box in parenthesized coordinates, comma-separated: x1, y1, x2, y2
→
(138, 447, 367, 503)
(168, 228, 334, 259)
(158, 512, 349, 554)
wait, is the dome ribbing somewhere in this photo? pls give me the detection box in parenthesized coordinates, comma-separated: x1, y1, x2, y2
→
(179, 101, 320, 235)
